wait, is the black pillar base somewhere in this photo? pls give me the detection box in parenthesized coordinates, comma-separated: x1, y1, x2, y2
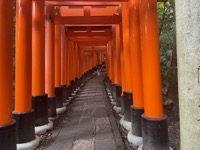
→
(0, 120, 16, 150)
(13, 110, 35, 143)
(111, 84, 117, 102)
(120, 95, 124, 115)
(66, 86, 69, 100)
(142, 114, 169, 150)
(107, 80, 112, 91)
(48, 96, 56, 117)
(61, 84, 66, 102)
(32, 94, 48, 126)
(68, 85, 72, 97)
(75, 77, 79, 89)
(115, 85, 122, 107)
(55, 86, 64, 108)
(131, 106, 144, 136)
(70, 80, 75, 94)
(123, 91, 133, 121)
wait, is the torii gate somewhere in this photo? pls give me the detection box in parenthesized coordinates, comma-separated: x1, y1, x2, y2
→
(0, 0, 173, 150)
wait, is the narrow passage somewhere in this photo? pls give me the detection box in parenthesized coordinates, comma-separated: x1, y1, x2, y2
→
(44, 73, 125, 150)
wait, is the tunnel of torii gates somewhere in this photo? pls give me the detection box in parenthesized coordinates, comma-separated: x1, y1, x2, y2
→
(1, 0, 200, 150)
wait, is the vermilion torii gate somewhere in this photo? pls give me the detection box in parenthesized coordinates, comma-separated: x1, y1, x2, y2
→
(0, 0, 175, 150)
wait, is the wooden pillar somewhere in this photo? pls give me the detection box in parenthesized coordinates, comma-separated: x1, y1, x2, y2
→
(45, 5, 55, 98)
(121, 2, 132, 93)
(60, 25, 67, 103)
(75, 44, 79, 79)
(119, 22, 125, 94)
(68, 41, 73, 84)
(129, 0, 144, 109)
(32, 0, 48, 128)
(61, 25, 66, 86)
(115, 25, 122, 86)
(66, 39, 70, 87)
(72, 42, 75, 81)
(45, 5, 56, 117)
(108, 41, 114, 83)
(55, 24, 61, 88)
(65, 37, 70, 99)
(14, 0, 37, 146)
(54, 24, 63, 108)
(106, 44, 110, 78)
(119, 2, 134, 121)
(78, 47, 81, 78)
(112, 26, 118, 85)
(0, 0, 14, 126)
(139, 0, 169, 149)
(15, 0, 32, 114)
(140, 0, 163, 119)
(127, 0, 144, 145)
(111, 25, 122, 107)
(32, 0, 45, 96)
(0, 1, 16, 149)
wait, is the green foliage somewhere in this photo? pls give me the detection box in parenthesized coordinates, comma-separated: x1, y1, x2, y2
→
(157, 0, 176, 85)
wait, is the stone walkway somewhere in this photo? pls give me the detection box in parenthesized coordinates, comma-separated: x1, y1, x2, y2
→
(44, 73, 125, 150)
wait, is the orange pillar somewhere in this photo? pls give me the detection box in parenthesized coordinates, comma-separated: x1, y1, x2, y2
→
(139, 0, 169, 149)
(65, 37, 70, 99)
(130, 0, 144, 109)
(106, 44, 109, 78)
(73, 43, 79, 90)
(115, 25, 122, 86)
(111, 25, 122, 107)
(78, 47, 81, 78)
(0, 1, 16, 149)
(128, 0, 144, 142)
(15, 0, 32, 113)
(68, 41, 73, 84)
(54, 24, 63, 108)
(61, 25, 66, 86)
(112, 26, 118, 85)
(45, 5, 55, 97)
(108, 41, 114, 83)
(55, 24, 61, 88)
(0, 0, 13, 126)
(140, 0, 163, 119)
(121, 2, 132, 93)
(72, 44, 75, 80)
(120, 2, 134, 121)
(32, 0, 48, 127)
(75, 44, 79, 79)
(119, 23, 125, 94)
(61, 25, 67, 103)
(66, 39, 70, 87)
(14, 0, 36, 145)
(68, 41, 75, 96)
(45, 5, 56, 117)
(32, 0, 45, 95)
(67, 40, 72, 96)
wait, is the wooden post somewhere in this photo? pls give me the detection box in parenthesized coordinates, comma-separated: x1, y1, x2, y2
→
(13, 0, 37, 147)
(61, 25, 66, 86)
(0, 1, 16, 149)
(111, 25, 122, 107)
(139, 0, 169, 149)
(54, 24, 64, 108)
(32, 0, 48, 128)
(61, 25, 67, 103)
(128, 0, 144, 145)
(45, 5, 56, 117)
